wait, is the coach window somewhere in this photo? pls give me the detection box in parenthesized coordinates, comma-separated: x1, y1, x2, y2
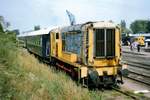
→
(56, 33, 59, 39)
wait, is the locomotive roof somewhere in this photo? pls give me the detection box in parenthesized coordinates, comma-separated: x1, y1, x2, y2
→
(93, 21, 117, 28)
(61, 21, 117, 33)
(61, 24, 82, 33)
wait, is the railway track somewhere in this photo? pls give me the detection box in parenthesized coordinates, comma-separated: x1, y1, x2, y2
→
(125, 61, 150, 70)
(112, 87, 138, 100)
(126, 71, 150, 86)
(124, 61, 150, 86)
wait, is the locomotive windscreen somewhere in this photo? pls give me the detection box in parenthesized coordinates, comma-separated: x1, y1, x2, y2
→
(95, 29, 115, 58)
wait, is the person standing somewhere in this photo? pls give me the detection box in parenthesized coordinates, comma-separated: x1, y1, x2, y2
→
(137, 44, 140, 52)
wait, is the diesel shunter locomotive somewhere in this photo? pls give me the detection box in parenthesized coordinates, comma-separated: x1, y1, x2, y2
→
(18, 21, 128, 87)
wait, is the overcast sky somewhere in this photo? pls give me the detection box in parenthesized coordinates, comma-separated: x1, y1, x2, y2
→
(0, 0, 150, 32)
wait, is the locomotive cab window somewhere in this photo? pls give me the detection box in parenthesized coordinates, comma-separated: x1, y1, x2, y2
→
(61, 32, 82, 55)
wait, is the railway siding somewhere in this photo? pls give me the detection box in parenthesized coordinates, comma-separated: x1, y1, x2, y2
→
(122, 46, 150, 87)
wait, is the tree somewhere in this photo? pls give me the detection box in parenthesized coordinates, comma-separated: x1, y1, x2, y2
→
(130, 20, 150, 34)
(0, 16, 10, 31)
(0, 16, 4, 32)
(120, 20, 126, 33)
(147, 21, 150, 32)
(0, 23, 4, 32)
(120, 20, 131, 35)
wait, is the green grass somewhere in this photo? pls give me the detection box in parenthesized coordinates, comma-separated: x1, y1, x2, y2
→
(0, 32, 91, 100)
(0, 32, 135, 100)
